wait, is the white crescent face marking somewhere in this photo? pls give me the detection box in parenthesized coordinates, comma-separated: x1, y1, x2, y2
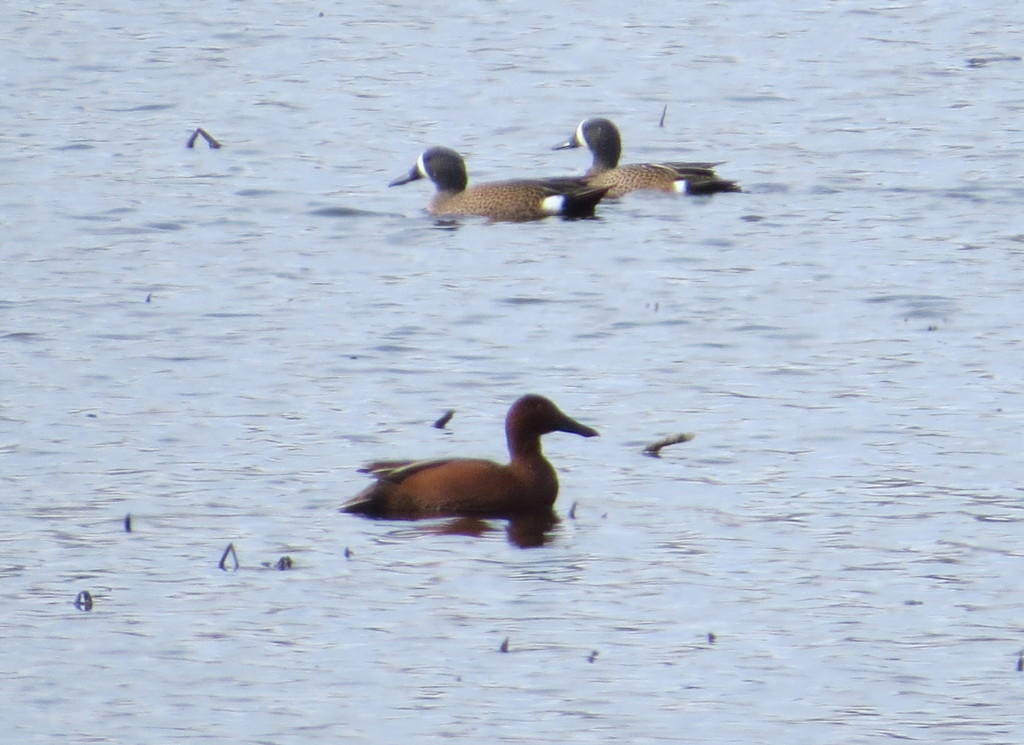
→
(541, 195, 565, 215)
(575, 120, 587, 147)
(416, 151, 429, 178)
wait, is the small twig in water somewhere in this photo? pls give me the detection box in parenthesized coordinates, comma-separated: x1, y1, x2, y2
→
(262, 556, 293, 570)
(186, 127, 222, 149)
(966, 55, 1021, 68)
(219, 542, 239, 571)
(124, 513, 132, 532)
(658, 105, 668, 128)
(74, 590, 94, 611)
(643, 432, 695, 458)
(499, 638, 510, 653)
(433, 409, 455, 429)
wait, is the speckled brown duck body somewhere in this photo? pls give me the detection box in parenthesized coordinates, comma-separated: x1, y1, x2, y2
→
(554, 117, 741, 198)
(389, 146, 609, 221)
(341, 394, 599, 519)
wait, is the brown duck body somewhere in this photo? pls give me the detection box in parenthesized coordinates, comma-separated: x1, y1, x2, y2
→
(390, 147, 609, 221)
(342, 394, 598, 518)
(585, 162, 739, 198)
(554, 117, 741, 198)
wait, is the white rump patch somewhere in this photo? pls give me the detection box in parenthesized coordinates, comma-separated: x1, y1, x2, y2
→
(541, 195, 566, 214)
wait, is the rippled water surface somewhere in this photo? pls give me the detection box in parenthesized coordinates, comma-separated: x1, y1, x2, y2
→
(4, 1, 1024, 742)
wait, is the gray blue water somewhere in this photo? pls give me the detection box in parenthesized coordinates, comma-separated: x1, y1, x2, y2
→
(3, 1, 1024, 742)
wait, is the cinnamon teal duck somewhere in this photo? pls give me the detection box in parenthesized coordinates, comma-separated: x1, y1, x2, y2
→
(342, 394, 598, 519)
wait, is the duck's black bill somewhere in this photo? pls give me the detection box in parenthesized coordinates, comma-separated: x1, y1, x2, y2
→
(388, 167, 421, 187)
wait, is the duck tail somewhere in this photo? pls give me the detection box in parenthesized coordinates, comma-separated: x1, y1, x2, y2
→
(562, 186, 611, 218)
(687, 178, 742, 195)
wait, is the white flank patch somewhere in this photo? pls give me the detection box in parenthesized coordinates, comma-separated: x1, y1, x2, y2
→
(541, 195, 566, 214)
(672, 178, 690, 194)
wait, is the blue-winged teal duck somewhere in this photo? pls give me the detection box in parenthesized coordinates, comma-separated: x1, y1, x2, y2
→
(390, 146, 610, 221)
(341, 394, 599, 519)
(554, 117, 741, 198)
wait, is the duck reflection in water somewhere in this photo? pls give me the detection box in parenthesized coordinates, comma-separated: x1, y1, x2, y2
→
(416, 511, 560, 549)
(341, 395, 598, 548)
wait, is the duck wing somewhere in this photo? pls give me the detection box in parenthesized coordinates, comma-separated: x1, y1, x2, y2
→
(358, 458, 462, 483)
(655, 163, 742, 194)
(657, 162, 725, 177)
